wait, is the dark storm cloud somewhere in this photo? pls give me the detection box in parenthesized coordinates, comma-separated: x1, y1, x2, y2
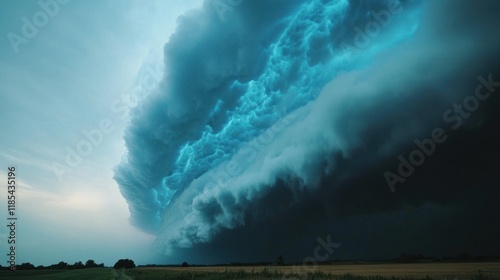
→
(115, 0, 500, 262)
(114, 0, 305, 232)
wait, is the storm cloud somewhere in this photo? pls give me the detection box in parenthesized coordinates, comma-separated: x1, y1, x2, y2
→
(115, 0, 500, 263)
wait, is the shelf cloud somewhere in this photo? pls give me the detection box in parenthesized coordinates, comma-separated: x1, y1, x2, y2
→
(115, 0, 500, 263)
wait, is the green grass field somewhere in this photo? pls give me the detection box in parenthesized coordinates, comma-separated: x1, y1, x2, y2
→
(0, 268, 115, 280)
(0, 262, 499, 280)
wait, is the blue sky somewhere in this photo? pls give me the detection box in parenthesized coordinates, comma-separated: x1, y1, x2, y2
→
(0, 0, 203, 266)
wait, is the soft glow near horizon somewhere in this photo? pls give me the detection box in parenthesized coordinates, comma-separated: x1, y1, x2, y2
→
(0, 0, 204, 266)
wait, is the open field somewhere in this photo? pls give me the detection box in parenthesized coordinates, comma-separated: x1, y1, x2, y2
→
(0, 268, 116, 280)
(131, 262, 500, 279)
(0, 262, 499, 280)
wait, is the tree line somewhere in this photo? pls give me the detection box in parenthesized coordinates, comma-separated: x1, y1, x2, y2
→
(0, 259, 137, 270)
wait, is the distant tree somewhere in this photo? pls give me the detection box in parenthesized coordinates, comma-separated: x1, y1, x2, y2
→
(85, 259, 98, 268)
(70, 261, 85, 269)
(17, 263, 35, 270)
(98, 263, 105, 267)
(182, 262, 189, 267)
(113, 259, 135, 269)
(55, 261, 68, 269)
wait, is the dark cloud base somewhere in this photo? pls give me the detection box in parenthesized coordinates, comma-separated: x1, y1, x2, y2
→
(163, 101, 500, 264)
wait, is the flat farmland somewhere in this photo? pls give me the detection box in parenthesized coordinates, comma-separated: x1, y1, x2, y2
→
(0, 262, 498, 279)
(131, 262, 500, 279)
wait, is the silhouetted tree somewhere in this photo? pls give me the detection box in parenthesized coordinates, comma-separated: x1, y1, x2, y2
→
(182, 262, 189, 267)
(54, 261, 68, 269)
(113, 259, 135, 269)
(85, 259, 97, 268)
(17, 263, 35, 270)
(70, 261, 85, 269)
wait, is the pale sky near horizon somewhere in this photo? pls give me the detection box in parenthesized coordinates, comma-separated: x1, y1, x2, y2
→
(0, 0, 203, 266)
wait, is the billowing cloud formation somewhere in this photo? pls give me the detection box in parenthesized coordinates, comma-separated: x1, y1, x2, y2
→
(115, 0, 500, 262)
